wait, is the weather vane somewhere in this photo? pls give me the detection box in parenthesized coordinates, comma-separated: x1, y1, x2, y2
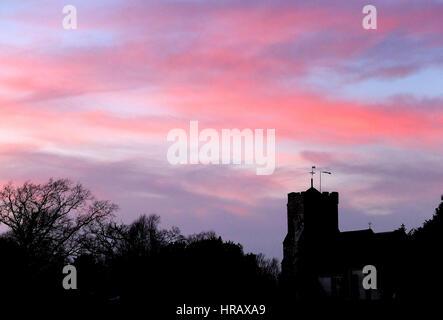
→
(320, 170, 332, 192)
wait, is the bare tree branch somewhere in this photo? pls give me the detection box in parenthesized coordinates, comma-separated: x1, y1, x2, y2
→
(0, 179, 118, 261)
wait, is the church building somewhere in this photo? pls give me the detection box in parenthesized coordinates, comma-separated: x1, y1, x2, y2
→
(281, 178, 406, 300)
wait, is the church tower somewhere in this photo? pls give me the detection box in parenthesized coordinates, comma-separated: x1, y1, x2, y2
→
(281, 185, 339, 297)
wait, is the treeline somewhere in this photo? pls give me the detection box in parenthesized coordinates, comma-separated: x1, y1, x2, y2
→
(0, 178, 442, 315)
(401, 195, 443, 302)
(0, 179, 279, 313)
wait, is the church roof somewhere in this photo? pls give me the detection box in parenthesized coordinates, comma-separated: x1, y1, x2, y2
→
(339, 228, 404, 241)
(339, 229, 374, 241)
(305, 187, 321, 194)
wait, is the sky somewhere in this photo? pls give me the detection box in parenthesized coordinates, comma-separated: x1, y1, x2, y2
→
(0, 0, 442, 259)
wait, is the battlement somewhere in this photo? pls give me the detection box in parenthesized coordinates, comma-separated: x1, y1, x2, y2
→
(286, 187, 339, 240)
(288, 189, 338, 204)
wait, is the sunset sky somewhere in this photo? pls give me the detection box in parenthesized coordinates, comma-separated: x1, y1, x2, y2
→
(0, 0, 442, 259)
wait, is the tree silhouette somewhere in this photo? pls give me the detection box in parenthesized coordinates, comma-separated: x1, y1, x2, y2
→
(405, 195, 443, 300)
(411, 195, 443, 241)
(0, 178, 117, 261)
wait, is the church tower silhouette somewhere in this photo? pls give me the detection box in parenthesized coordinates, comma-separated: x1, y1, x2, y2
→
(281, 183, 339, 298)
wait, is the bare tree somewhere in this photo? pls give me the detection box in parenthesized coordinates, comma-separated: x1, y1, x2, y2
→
(123, 214, 162, 256)
(256, 253, 280, 280)
(90, 214, 185, 259)
(0, 178, 117, 260)
(186, 231, 217, 243)
(86, 220, 128, 257)
(159, 226, 185, 244)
